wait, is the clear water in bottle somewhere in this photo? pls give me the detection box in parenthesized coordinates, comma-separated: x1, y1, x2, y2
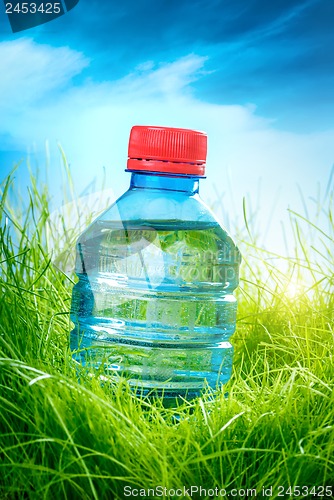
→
(70, 218, 240, 400)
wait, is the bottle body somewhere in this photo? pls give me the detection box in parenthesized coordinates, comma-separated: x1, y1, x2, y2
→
(70, 172, 241, 401)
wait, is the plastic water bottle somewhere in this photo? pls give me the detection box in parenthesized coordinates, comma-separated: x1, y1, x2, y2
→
(70, 125, 241, 402)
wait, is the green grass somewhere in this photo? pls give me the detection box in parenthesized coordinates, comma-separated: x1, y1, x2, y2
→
(0, 163, 333, 499)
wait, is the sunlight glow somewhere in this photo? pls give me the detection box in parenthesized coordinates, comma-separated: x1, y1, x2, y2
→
(285, 279, 305, 299)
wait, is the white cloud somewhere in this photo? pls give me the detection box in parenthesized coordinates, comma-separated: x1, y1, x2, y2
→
(0, 38, 89, 110)
(116, 54, 209, 99)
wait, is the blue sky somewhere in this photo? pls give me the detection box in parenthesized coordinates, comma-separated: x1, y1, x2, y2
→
(0, 0, 334, 255)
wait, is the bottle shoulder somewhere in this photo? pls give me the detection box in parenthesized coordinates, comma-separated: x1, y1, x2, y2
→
(78, 187, 241, 259)
(95, 188, 218, 225)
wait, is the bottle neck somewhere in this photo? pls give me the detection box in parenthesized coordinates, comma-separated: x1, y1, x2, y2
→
(129, 171, 201, 195)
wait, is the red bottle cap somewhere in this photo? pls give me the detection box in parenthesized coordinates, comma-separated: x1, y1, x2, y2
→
(127, 125, 207, 176)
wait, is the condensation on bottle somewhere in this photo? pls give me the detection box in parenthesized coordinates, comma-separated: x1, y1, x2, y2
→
(70, 125, 241, 402)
